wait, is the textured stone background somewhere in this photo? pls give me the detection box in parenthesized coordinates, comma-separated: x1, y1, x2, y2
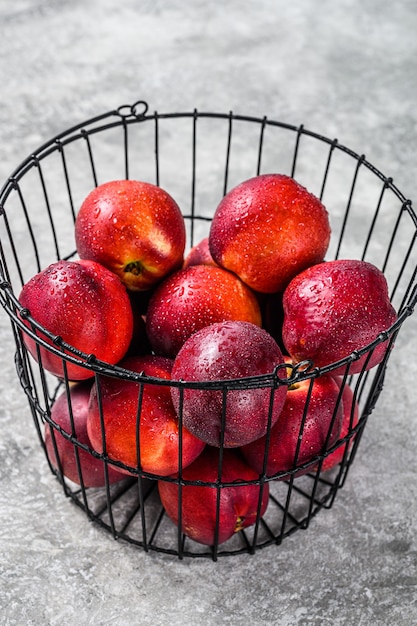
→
(1, 1, 416, 625)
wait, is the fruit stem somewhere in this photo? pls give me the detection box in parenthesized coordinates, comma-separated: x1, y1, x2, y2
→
(124, 261, 143, 276)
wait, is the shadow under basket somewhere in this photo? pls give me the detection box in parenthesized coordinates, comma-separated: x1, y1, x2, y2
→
(1, 101, 416, 560)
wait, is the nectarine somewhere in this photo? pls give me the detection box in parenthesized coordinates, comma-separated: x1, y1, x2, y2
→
(87, 355, 205, 476)
(183, 237, 217, 269)
(45, 381, 127, 487)
(146, 264, 262, 358)
(158, 447, 269, 546)
(209, 173, 331, 293)
(18, 259, 134, 380)
(75, 179, 186, 291)
(171, 320, 287, 448)
(241, 369, 343, 478)
(320, 378, 360, 472)
(282, 259, 398, 374)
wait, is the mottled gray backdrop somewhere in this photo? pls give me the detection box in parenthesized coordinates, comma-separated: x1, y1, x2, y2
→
(1, 1, 416, 625)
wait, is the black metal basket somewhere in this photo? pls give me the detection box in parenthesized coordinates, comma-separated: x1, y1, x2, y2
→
(0, 100, 416, 560)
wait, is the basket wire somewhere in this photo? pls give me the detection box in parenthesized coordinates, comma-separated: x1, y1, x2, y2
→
(0, 100, 416, 560)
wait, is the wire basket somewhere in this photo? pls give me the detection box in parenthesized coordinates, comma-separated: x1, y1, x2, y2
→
(0, 100, 416, 560)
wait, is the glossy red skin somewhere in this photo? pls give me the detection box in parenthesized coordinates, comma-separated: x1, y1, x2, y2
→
(87, 355, 205, 477)
(320, 378, 359, 472)
(75, 180, 186, 291)
(158, 447, 270, 546)
(183, 237, 218, 269)
(282, 259, 398, 375)
(170, 321, 287, 448)
(45, 382, 126, 487)
(146, 264, 262, 358)
(18, 259, 134, 380)
(241, 372, 343, 478)
(209, 174, 331, 293)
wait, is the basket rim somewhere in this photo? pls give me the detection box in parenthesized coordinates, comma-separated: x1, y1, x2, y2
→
(0, 100, 415, 219)
(0, 99, 416, 385)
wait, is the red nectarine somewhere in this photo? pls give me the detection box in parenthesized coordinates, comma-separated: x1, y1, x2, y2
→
(209, 173, 331, 293)
(87, 355, 205, 476)
(158, 447, 269, 546)
(75, 179, 186, 291)
(171, 320, 287, 448)
(282, 259, 398, 375)
(183, 237, 217, 269)
(18, 259, 134, 380)
(320, 378, 360, 472)
(146, 264, 262, 358)
(241, 369, 343, 478)
(45, 381, 127, 487)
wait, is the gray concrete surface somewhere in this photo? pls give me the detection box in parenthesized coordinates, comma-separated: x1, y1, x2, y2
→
(1, 1, 417, 625)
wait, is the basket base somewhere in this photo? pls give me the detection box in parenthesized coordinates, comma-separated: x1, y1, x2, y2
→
(55, 462, 354, 560)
